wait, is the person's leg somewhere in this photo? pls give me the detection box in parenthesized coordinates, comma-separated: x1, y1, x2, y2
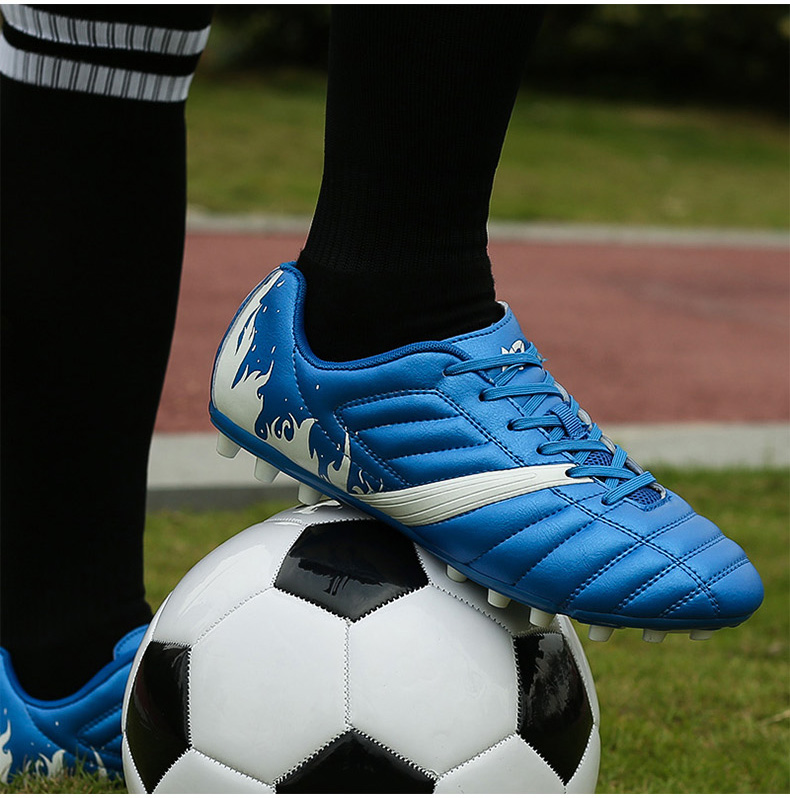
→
(298, 5, 544, 361)
(0, 5, 212, 701)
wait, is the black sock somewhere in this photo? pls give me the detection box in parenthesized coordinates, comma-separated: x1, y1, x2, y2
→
(298, 6, 543, 361)
(0, 5, 212, 699)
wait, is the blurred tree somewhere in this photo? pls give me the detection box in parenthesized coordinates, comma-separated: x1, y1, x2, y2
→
(204, 5, 789, 114)
(531, 5, 789, 113)
(204, 5, 331, 71)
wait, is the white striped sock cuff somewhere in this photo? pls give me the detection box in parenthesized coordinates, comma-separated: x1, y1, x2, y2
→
(0, 4, 211, 56)
(0, 36, 195, 102)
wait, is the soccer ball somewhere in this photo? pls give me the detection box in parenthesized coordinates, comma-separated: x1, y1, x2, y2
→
(122, 502, 600, 793)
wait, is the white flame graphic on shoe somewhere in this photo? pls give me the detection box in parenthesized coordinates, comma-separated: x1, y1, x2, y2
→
(502, 339, 526, 355)
(500, 339, 527, 372)
(259, 414, 375, 495)
(261, 413, 318, 474)
(217, 268, 378, 496)
(92, 749, 107, 780)
(0, 719, 12, 785)
(215, 269, 284, 434)
(33, 749, 65, 779)
(329, 430, 378, 495)
(0, 718, 66, 784)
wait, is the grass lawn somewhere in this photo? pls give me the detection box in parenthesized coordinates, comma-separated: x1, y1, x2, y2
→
(184, 72, 789, 229)
(4, 468, 787, 794)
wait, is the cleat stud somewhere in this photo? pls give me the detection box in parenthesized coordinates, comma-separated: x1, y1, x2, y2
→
(254, 458, 279, 484)
(298, 483, 324, 506)
(530, 608, 556, 628)
(588, 625, 615, 643)
(689, 629, 714, 641)
(216, 432, 241, 458)
(487, 589, 511, 608)
(642, 629, 667, 644)
(446, 565, 468, 583)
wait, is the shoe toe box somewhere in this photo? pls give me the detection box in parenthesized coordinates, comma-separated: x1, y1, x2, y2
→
(552, 504, 764, 628)
(602, 518, 763, 627)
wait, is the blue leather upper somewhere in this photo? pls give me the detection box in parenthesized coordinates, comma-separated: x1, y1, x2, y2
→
(0, 626, 145, 783)
(211, 263, 764, 628)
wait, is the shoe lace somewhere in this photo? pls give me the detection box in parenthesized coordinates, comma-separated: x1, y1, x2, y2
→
(444, 345, 660, 506)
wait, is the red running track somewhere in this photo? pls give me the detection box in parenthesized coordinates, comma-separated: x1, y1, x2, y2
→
(156, 233, 789, 433)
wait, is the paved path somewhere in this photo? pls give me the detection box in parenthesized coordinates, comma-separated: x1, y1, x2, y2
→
(149, 221, 789, 506)
(147, 423, 790, 510)
(158, 224, 788, 430)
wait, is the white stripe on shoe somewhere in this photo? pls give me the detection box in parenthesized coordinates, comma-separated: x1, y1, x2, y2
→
(358, 463, 592, 527)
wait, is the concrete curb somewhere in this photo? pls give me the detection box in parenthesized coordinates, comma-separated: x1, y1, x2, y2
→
(147, 423, 790, 510)
(186, 210, 789, 250)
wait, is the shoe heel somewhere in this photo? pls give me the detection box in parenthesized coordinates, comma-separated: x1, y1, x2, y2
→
(216, 432, 241, 458)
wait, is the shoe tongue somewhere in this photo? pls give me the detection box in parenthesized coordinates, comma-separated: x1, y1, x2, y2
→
(445, 305, 561, 416)
(445, 305, 529, 360)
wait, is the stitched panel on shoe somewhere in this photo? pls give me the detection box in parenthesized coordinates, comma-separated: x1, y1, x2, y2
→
(414, 490, 569, 565)
(574, 487, 690, 534)
(342, 392, 515, 485)
(546, 492, 715, 611)
(660, 589, 720, 620)
(582, 512, 730, 614)
(685, 557, 757, 620)
(561, 514, 708, 611)
(553, 485, 697, 559)
(563, 541, 676, 614)
(384, 442, 515, 485)
(611, 534, 722, 613)
(677, 533, 748, 584)
(659, 555, 747, 619)
(618, 567, 706, 617)
(79, 701, 124, 749)
(472, 503, 598, 585)
(339, 391, 458, 431)
(646, 514, 723, 562)
(509, 514, 635, 599)
(355, 415, 488, 461)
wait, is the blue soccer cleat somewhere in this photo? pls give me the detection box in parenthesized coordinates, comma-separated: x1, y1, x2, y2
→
(0, 626, 146, 785)
(210, 263, 764, 641)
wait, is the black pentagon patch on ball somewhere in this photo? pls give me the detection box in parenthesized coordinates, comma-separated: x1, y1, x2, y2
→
(515, 632, 593, 784)
(125, 642, 191, 793)
(274, 519, 428, 620)
(276, 730, 435, 793)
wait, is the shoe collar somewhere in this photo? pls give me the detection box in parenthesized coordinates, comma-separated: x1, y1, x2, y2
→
(0, 625, 146, 706)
